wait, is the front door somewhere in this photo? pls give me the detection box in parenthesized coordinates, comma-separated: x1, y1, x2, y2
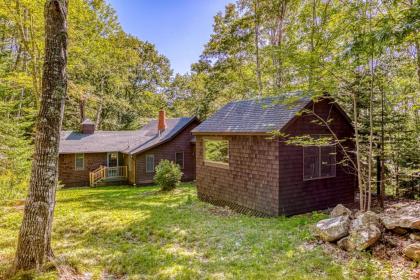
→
(107, 152, 119, 176)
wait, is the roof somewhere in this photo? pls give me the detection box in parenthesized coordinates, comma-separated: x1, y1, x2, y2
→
(192, 94, 312, 134)
(59, 117, 197, 155)
(81, 118, 95, 125)
(125, 117, 197, 155)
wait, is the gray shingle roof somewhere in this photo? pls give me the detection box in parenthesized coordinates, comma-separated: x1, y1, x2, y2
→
(192, 95, 311, 134)
(59, 117, 196, 154)
(125, 117, 197, 155)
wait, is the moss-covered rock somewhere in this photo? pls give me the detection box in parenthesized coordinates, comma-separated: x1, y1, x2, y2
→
(330, 204, 352, 218)
(315, 215, 350, 242)
(403, 243, 420, 262)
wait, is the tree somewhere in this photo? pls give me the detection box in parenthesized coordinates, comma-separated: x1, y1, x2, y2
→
(172, 0, 419, 209)
(13, 0, 67, 272)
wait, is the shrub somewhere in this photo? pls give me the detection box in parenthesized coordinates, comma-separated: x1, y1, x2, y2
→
(154, 160, 183, 191)
(0, 171, 29, 206)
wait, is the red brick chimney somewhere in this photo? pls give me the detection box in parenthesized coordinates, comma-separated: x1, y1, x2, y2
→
(158, 110, 167, 134)
(81, 119, 95, 134)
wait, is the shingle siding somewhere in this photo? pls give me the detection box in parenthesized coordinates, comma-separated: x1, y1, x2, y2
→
(196, 135, 280, 216)
(58, 118, 199, 187)
(278, 99, 356, 215)
(58, 153, 107, 187)
(194, 97, 356, 216)
(135, 121, 198, 184)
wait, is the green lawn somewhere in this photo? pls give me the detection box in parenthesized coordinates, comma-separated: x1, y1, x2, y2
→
(0, 184, 409, 279)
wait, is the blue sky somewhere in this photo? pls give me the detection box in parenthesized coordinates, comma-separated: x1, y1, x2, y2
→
(107, 0, 232, 74)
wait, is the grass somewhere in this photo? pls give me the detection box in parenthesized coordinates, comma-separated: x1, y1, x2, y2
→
(0, 183, 410, 279)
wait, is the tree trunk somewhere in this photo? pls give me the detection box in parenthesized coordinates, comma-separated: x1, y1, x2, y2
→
(15, 0, 41, 107)
(95, 77, 104, 129)
(308, 0, 316, 90)
(395, 163, 399, 197)
(95, 102, 102, 129)
(379, 84, 385, 208)
(353, 92, 364, 211)
(79, 96, 86, 123)
(14, 0, 68, 272)
(367, 0, 374, 211)
(254, 0, 262, 97)
(273, 0, 287, 88)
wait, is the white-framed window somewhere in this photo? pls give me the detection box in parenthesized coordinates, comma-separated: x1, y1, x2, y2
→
(303, 145, 336, 180)
(107, 152, 119, 167)
(203, 138, 229, 169)
(146, 154, 155, 173)
(75, 153, 85, 170)
(175, 152, 184, 169)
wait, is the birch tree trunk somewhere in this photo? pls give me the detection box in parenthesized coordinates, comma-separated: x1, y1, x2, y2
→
(95, 77, 104, 129)
(14, 0, 68, 272)
(353, 91, 364, 211)
(273, 0, 287, 88)
(367, 0, 374, 211)
(309, 0, 316, 91)
(254, 0, 262, 97)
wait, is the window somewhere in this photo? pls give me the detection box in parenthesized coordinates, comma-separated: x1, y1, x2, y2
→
(146, 154, 155, 173)
(75, 153, 84, 170)
(175, 152, 184, 169)
(303, 145, 336, 180)
(204, 138, 229, 168)
(107, 152, 118, 167)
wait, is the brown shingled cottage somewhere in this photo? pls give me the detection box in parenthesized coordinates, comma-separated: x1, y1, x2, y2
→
(59, 111, 199, 187)
(192, 94, 356, 216)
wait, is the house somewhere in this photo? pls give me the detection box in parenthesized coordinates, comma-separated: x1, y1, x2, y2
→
(58, 111, 199, 187)
(192, 94, 356, 216)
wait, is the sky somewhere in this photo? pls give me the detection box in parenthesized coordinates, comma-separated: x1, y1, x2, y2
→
(107, 0, 232, 75)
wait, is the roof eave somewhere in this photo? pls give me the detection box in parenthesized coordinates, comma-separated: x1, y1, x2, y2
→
(129, 116, 199, 156)
(192, 131, 269, 136)
(59, 150, 120, 154)
(279, 96, 354, 133)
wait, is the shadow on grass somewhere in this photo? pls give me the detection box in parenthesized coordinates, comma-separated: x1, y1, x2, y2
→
(51, 184, 343, 279)
(57, 185, 189, 211)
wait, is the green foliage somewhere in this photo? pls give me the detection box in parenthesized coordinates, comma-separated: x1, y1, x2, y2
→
(171, 0, 419, 198)
(0, 0, 175, 199)
(204, 139, 229, 163)
(0, 0, 418, 201)
(0, 184, 412, 279)
(154, 160, 183, 191)
(0, 173, 28, 206)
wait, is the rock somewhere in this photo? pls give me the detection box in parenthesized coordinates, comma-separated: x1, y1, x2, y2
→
(398, 204, 420, 216)
(346, 224, 381, 251)
(330, 204, 352, 218)
(391, 202, 409, 210)
(341, 211, 382, 251)
(337, 237, 350, 251)
(403, 243, 420, 262)
(383, 235, 400, 247)
(352, 211, 380, 229)
(384, 207, 398, 215)
(391, 227, 408, 235)
(380, 203, 420, 231)
(380, 215, 420, 231)
(315, 215, 350, 242)
(410, 233, 420, 241)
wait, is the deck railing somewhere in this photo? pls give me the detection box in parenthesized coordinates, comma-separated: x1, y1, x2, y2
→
(89, 165, 128, 186)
